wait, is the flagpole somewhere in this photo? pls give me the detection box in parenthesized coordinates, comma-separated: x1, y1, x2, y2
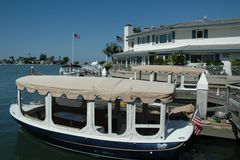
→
(71, 32, 74, 64)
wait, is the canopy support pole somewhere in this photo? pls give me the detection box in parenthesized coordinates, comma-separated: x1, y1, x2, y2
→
(45, 93, 52, 127)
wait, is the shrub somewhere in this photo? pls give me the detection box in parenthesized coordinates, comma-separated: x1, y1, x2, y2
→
(154, 57, 170, 65)
(104, 63, 112, 71)
(172, 53, 186, 65)
(231, 59, 240, 75)
(206, 60, 226, 75)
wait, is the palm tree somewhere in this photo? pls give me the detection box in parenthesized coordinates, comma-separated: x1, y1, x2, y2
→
(9, 56, 15, 63)
(102, 42, 122, 62)
(133, 26, 141, 33)
(63, 56, 69, 64)
(58, 56, 62, 64)
(39, 53, 47, 61)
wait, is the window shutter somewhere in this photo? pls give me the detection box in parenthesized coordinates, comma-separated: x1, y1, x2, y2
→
(192, 30, 196, 39)
(172, 31, 175, 39)
(152, 35, 155, 42)
(204, 29, 208, 38)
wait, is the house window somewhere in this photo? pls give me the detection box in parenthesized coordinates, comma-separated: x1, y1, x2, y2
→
(191, 55, 202, 63)
(192, 29, 208, 39)
(192, 30, 196, 39)
(172, 31, 175, 40)
(147, 35, 150, 43)
(160, 34, 167, 43)
(131, 41, 134, 47)
(167, 33, 172, 42)
(203, 55, 214, 63)
(204, 29, 208, 38)
(186, 54, 190, 61)
(197, 30, 203, 38)
(155, 35, 159, 44)
(152, 35, 155, 42)
(138, 36, 151, 44)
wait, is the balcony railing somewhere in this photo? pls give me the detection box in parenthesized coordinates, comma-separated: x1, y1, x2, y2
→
(111, 64, 240, 76)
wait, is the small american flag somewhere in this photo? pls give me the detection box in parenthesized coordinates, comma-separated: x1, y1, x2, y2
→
(192, 108, 203, 135)
(74, 33, 80, 39)
(116, 35, 123, 42)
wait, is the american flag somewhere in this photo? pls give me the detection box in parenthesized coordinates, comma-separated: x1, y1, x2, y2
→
(74, 33, 80, 39)
(116, 35, 123, 42)
(192, 108, 203, 135)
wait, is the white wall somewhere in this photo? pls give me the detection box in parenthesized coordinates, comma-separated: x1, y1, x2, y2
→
(132, 26, 240, 52)
(124, 25, 133, 52)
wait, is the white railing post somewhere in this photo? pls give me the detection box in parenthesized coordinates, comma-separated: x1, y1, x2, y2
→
(45, 93, 52, 126)
(167, 74, 172, 83)
(160, 103, 166, 140)
(17, 90, 21, 118)
(179, 74, 185, 89)
(108, 102, 112, 135)
(134, 71, 137, 80)
(150, 72, 154, 82)
(197, 73, 208, 119)
(102, 68, 107, 77)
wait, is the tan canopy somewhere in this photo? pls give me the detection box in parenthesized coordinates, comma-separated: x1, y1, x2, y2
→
(132, 65, 204, 75)
(16, 76, 175, 104)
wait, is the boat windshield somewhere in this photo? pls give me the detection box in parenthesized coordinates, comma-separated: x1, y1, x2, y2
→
(20, 89, 45, 121)
(52, 95, 87, 129)
(135, 100, 161, 136)
(94, 97, 127, 135)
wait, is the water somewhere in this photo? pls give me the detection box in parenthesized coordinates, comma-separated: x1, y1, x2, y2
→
(0, 65, 239, 160)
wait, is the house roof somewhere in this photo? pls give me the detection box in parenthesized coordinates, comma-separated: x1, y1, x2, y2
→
(128, 18, 240, 38)
(16, 76, 175, 104)
(112, 44, 240, 57)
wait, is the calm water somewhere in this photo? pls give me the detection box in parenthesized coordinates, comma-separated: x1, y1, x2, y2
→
(0, 65, 239, 160)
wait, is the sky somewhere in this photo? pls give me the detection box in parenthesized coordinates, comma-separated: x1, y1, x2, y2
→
(0, 0, 240, 62)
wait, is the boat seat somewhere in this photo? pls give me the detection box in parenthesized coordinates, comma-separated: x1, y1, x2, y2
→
(95, 125, 105, 133)
(53, 112, 86, 123)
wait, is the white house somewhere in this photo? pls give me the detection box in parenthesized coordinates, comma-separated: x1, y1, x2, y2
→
(112, 18, 240, 75)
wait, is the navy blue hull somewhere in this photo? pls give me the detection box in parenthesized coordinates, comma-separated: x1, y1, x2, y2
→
(13, 118, 182, 160)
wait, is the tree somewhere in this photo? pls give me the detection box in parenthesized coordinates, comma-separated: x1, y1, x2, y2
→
(49, 56, 55, 63)
(50, 56, 55, 61)
(231, 59, 240, 75)
(102, 42, 123, 62)
(63, 56, 69, 64)
(172, 53, 186, 65)
(74, 61, 79, 65)
(58, 56, 62, 64)
(39, 54, 47, 61)
(9, 56, 15, 63)
(133, 26, 141, 33)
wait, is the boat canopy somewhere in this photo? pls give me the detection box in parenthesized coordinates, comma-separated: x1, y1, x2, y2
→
(132, 65, 205, 75)
(16, 76, 175, 103)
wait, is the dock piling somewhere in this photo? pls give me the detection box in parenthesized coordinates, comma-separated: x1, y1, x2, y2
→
(197, 73, 209, 119)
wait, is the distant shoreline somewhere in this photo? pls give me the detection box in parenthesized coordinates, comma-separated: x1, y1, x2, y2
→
(0, 63, 60, 66)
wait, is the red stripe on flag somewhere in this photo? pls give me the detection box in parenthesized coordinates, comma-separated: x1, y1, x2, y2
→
(74, 33, 80, 39)
(192, 108, 203, 136)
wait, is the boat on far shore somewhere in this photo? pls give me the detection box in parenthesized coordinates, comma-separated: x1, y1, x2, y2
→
(59, 64, 101, 76)
(59, 64, 84, 76)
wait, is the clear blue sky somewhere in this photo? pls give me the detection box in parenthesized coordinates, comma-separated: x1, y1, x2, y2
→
(1, 0, 240, 62)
